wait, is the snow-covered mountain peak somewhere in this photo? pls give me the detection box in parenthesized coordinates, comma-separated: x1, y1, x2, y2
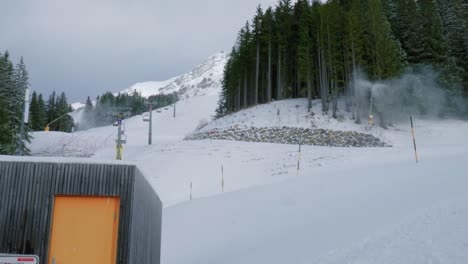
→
(120, 51, 229, 100)
(72, 52, 228, 110)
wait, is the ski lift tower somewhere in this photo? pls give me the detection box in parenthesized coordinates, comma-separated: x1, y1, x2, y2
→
(107, 107, 132, 160)
(115, 119, 127, 160)
(144, 100, 158, 145)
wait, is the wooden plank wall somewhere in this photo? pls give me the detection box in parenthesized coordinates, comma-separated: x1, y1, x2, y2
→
(128, 169, 163, 264)
(0, 161, 136, 264)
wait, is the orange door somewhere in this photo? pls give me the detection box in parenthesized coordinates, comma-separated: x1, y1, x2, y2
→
(48, 196, 120, 264)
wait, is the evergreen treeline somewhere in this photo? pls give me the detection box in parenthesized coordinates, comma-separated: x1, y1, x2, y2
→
(29, 91, 74, 132)
(0, 51, 32, 155)
(147, 92, 179, 108)
(1, 50, 75, 155)
(217, 0, 468, 122)
(77, 91, 178, 130)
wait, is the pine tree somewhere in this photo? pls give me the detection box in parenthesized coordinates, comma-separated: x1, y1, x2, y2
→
(30, 92, 48, 131)
(295, 0, 309, 92)
(253, 5, 263, 105)
(130, 90, 146, 115)
(29, 91, 40, 131)
(261, 7, 275, 104)
(0, 52, 16, 154)
(56, 92, 74, 132)
(366, 0, 405, 79)
(240, 21, 253, 107)
(13, 57, 32, 155)
(383, 0, 422, 64)
(275, 0, 293, 100)
(436, 0, 468, 88)
(37, 94, 47, 130)
(0, 52, 14, 154)
(417, 0, 448, 65)
(47, 91, 57, 130)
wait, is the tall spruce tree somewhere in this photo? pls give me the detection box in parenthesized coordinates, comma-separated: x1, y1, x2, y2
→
(275, 0, 293, 100)
(417, 0, 448, 65)
(261, 7, 274, 104)
(29, 91, 40, 131)
(383, 0, 422, 64)
(253, 6, 263, 105)
(47, 91, 58, 130)
(365, 0, 405, 79)
(0, 52, 14, 154)
(37, 94, 47, 130)
(13, 57, 32, 155)
(56, 92, 74, 132)
(436, 0, 468, 88)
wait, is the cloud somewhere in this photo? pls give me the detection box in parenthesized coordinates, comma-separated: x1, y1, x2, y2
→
(1, 0, 279, 101)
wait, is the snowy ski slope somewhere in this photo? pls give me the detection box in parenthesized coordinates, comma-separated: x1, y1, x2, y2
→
(25, 51, 468, 263)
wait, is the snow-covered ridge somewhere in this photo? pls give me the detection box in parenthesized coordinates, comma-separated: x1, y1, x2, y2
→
(120, 51, 228, 99)
(72, 51, 229, 110)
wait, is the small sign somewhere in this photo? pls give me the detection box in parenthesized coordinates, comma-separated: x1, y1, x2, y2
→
(0, 255, 39, 264)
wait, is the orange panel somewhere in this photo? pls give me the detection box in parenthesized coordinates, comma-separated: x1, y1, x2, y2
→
(48, 196, 120, 264)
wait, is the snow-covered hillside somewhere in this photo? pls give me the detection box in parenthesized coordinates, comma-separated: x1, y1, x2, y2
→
(120, 51, 228, 99)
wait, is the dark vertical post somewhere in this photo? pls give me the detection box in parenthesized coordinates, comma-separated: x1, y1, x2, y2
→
(149, 104, 152, 145)
(117, 121, 123, 160)
(297, 144, 301, 176)
(410, 115, 419, 163)
(190, 181, 192, 200)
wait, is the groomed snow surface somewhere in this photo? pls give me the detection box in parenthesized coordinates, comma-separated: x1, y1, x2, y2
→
(24, 70, 468, 263)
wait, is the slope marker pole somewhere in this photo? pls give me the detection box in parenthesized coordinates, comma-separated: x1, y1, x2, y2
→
(221, 165, 224, 193)
(190, 181, 193, 200)
(297, 144, 301, 177)
(410, 115, 419, 163)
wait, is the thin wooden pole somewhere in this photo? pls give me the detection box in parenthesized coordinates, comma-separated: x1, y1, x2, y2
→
(190, 181, 193, 200)
(410, 115, 419, 163)
(221, 165, 224, 193)
(297, 144, 301, 176)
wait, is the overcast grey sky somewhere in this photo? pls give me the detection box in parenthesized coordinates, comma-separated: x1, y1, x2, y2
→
(1, 0, 279, 102)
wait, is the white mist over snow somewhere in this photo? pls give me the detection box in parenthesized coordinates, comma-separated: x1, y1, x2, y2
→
(352, 67, 466, 124)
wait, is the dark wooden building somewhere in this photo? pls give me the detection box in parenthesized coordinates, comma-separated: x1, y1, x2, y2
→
(0, 159, 162, 264)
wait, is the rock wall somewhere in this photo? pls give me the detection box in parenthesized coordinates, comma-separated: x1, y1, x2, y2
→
(185, 126, 390, 147)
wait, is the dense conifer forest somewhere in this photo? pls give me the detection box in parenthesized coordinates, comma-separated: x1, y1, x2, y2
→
(217, 0, 468, 123)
